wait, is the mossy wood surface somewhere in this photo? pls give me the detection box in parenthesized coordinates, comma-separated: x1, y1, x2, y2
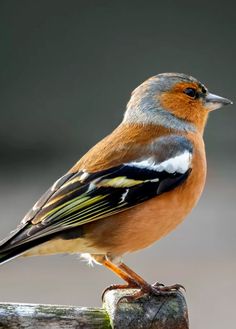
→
(0, 303, 111, 329)
(0, 290, 189, 328)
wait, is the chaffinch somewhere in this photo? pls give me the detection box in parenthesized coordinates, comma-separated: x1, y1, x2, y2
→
(0, 73, 232, 299)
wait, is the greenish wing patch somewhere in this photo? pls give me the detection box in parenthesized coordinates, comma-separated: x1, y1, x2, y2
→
(7, 163, 190, 248)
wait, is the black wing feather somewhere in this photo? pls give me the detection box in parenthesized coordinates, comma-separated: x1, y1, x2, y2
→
(2, 164, 191, 252)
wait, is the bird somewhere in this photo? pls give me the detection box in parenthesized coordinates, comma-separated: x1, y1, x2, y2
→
(0, 72, 232, 299)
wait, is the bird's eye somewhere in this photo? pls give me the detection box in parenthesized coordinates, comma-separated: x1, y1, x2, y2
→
(183, 88, 197, 98)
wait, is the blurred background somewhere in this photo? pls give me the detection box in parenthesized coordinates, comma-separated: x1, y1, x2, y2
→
(0, 1, 235, 328)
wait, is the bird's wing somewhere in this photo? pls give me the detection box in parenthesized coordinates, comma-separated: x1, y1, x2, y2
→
(1, 135, 193, 251)
(0, 171, 76, 247)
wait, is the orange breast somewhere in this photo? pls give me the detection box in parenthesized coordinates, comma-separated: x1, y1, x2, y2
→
(83, 131, 206, 256)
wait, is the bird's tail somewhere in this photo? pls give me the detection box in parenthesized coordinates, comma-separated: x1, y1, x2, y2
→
(0, 246, 26, 265)
(0, 223, 53, 266)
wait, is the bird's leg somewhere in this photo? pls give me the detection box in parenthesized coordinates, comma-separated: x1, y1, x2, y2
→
(119, 263, 164, 289)
(101, 259, 140, 300)
(102, 260, 154, 302)
(121, 262, 184, 290)
(120, 262, 185, 297)
(118, 262, 162, 301)
(102, 260, 184, 302)
(102, 259, 139, 287)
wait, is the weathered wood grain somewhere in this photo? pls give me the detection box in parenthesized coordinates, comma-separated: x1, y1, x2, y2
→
(0, 303, 111, 329)
(0, 289, 189, 328)
(104, 289, 189, 329)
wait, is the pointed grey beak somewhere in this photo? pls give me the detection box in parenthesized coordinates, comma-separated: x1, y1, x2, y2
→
(205, 93, 233, 111)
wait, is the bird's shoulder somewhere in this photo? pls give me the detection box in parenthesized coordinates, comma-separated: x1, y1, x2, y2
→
(70, 123, 190, 173)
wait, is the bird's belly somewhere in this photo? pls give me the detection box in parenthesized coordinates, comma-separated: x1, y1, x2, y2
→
(23, 237, 106, 257)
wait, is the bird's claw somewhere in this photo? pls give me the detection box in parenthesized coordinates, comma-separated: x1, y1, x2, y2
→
(155, 283, 185, 292)
(152, 281, 165, 288)
(117, 282, 185, 303)
(102, 283, 138, 302)
(102, 279, 185, 304)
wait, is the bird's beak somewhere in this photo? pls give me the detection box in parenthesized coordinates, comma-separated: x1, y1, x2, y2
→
(205, 93, 233, 111)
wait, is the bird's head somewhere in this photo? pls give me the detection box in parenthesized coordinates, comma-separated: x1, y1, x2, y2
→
(124, 73, 232, 134)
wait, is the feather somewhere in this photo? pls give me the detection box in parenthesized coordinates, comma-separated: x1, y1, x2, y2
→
(0, 134, 193, 262)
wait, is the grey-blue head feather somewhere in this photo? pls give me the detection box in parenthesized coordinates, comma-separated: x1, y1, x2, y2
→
(123, 73, 200, 132)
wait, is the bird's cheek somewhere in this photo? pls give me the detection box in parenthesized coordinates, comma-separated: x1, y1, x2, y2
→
(159, 93, 192, 120)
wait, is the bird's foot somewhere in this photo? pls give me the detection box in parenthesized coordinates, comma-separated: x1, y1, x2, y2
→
(102, 283, 139, 302)
(153, 282, 185, 292)
(152, 281, 165, 288)
(118, 282, 185, 303)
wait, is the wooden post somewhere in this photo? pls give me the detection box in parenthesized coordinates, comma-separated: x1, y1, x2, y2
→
(104, 289, 189, 329)
(0, 290, 189, 328)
